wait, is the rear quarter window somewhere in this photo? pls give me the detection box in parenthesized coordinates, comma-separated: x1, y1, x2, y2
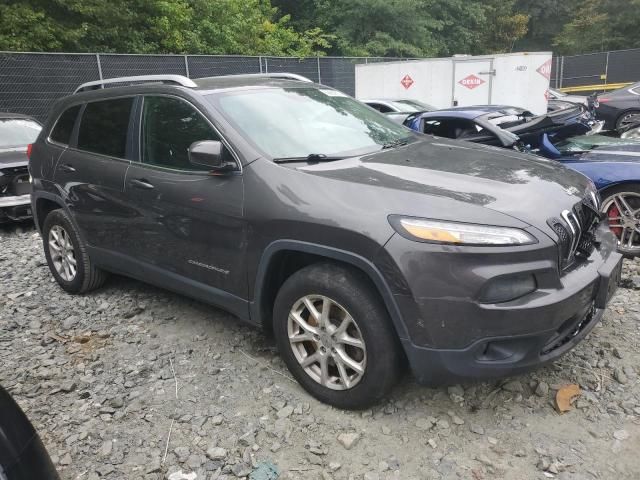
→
(49, 105, 81, 145)
(77, 98, 134, 158)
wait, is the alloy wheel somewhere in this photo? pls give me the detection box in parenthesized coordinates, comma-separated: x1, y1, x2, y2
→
(48, 225, 78, 281)
(603, 192, 640, 254)
(619, 112, 640, 130)
(287, 295, 367, 390)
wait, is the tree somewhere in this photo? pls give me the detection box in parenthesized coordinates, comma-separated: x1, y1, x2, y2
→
(0, 0, 327, 56)
(553, 0, 640, 54)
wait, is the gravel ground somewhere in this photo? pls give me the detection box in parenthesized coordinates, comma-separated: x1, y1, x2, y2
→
(1, 222, 639, 480)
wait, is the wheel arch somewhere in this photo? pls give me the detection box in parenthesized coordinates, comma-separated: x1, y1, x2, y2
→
(33, 192, 65, 232)
(250, 240, 410, 342)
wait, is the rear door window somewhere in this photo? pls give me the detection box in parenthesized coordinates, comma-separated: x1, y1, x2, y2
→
(50, 105, 81, 145)
(77, 98, 134, 158)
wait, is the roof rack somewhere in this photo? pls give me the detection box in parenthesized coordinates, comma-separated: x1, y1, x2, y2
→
(74, 75, 197, 94)
(244, 73, 314, 83)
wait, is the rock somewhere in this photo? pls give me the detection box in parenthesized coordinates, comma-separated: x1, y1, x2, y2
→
(614, 368, 629, 385)
(277, 405, 294, 419)
(206, 447, 227, 461)
(337, 432, 360, 450)
(210, 415, 224, 426)
(364, 472, 379, 480)
(502, 380, 523, 393)
(232, 462, 253, 477)
(174, 447, 190, 463)
(328, 462, 341, 472)
(59, 453, 72, 466)
(100, 440, 113, 457)
(167, 471, 197, 480)
(60, 381, 77, 393)
(469, 424, 485, 435)
(613, 430, 630, 441)
(535, 381, 549, 397)
(109, 396, 124, 409)
(415, 418, 433, 430)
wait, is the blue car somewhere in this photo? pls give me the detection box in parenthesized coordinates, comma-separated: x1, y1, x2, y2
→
(406, 106, 640, 256)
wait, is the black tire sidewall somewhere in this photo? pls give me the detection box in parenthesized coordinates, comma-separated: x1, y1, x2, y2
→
(42, 210, 87, 293)
(273, 263, 401, 409)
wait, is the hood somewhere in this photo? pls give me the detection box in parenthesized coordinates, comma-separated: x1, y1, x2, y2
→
(0, 148, 29, 169)
(558, 135, 640, 163)
(297, 137, 592, 233)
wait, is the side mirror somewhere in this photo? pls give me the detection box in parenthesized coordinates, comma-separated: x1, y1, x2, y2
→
(188, 140, 236, 172)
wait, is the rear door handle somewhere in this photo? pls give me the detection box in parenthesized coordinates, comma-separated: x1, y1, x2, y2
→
(129, 178, 155, 190)
(58, 163, 76, 173)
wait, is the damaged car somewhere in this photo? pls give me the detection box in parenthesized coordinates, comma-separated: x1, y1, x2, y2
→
(29, 74, 622, 408)
(406, 106, 640, 256)
(0, 113, 41, 223)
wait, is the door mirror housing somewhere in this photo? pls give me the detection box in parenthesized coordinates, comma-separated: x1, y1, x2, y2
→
(188, 140, 236, 172)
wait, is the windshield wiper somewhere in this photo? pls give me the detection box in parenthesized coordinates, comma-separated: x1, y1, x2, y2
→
(273, 153, 345, 164)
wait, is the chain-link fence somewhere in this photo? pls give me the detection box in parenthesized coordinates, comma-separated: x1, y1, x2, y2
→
(0, 52, 411, 121)
(550, 48, 640, 89)
(2, 49, 639, 121)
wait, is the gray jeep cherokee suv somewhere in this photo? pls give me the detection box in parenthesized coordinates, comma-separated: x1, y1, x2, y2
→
(29, 74, 622, 409)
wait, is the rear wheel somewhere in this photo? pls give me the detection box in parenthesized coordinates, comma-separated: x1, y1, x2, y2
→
(601, 185, 640, 257)
(42, 209, 107, 293)
(273, 262, 402, 409)
(616, 110, 640, 131)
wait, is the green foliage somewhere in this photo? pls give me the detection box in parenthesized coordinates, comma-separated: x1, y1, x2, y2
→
(554, 0, 640, 54)
(1, 0, 639, 57)
(0, 0, 326, 56)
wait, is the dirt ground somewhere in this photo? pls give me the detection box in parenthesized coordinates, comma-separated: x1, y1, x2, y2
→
(1, 223, 639, 480)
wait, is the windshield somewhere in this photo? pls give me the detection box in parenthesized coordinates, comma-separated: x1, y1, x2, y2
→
(0, 118, 42, 148)
(209, 87, 414, 159)
(392, 99, 435, 112)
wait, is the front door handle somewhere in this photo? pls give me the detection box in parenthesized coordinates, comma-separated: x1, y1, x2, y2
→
(129, 178, 155, 190)
(58, 163, 76, 173)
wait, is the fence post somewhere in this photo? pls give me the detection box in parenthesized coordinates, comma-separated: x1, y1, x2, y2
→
(184, 55, 190, 78)
(264, 57, 269, 73)
(317, 56, 322, 84)
(96, 54, 103, 81)
(559, 56, 564, 89)
(259, 56, 263, 74)
(604, 51, 610, 85)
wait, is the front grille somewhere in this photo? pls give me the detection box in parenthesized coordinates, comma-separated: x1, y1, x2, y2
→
(548, 195, 601, 270)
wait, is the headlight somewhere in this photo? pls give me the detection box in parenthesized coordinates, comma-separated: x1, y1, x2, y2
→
(389, 216, 537, 246)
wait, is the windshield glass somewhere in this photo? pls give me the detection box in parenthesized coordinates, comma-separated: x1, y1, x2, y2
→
(392, 100, 434, 112)
(209, 87, 414, 159)
(0, 118, 41, 148)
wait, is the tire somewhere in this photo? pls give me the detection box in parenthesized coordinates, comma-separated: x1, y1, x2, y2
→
(273, 262, 402, 409)
(42, 209, 107, 293)
(600, 184, 640, 258)
(615, 110, 640, 131)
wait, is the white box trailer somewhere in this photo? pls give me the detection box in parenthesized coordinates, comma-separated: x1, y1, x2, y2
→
(355, 52, 553, 115)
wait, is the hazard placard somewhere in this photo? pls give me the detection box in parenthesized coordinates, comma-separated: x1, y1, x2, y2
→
(458, 74, 485, 90)
(400, 74, 414, 90)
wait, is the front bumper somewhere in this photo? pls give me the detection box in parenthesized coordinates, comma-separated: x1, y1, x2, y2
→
(378, 227, 623, 384)
(0, 194, 32, 221)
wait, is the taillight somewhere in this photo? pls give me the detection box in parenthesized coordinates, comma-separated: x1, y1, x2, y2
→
(598, 97, 611, 103)
(26, 143, 33, 159)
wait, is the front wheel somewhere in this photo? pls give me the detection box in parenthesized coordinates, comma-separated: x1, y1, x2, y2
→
(273, 263, 402, 409)
(616, 110, 640, 131)
(601, 185, 640, 257)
